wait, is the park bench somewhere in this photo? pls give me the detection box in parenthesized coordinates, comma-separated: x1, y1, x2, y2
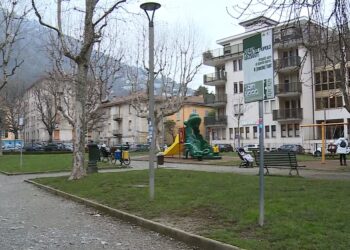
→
(252, 151, 305, 176)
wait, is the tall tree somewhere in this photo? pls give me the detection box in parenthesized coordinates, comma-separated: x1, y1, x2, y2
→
(128, 22, 203, 150)
(31, 78, 60, 143)
(0, 0, 30, 91)
(31, 0, 126, 180)
(0, 82, 25, 140)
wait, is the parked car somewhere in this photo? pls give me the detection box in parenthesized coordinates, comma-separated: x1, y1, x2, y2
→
(243, 144, 260, 153)
(23, 143, 44, 152)
(217, 144, 234, 152)
(63, 143, 74, 151)
(44, 143, 59, 151)
(278, 144, 305, 154)
(313, 146, 350, 157)
(134, 144, 150, 152)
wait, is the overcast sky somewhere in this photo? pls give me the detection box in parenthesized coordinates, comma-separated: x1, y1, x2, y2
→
(129, 0, 246, 90)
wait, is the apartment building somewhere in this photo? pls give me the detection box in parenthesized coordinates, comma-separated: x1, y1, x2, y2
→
(203, 16, 350, 151)
(95, 95, 149, 146)
(22, 78, 73, 143)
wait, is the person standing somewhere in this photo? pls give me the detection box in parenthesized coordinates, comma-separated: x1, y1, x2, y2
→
(336, 137, 348, 166)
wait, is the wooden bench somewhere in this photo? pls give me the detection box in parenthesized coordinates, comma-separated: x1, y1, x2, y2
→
(252, 151, 305, 176)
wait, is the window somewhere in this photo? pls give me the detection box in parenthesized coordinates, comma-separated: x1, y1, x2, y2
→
(336, 96, 343, 107)
(239, 81, 244, 93)
(270, 100, 276, 111)
(288, 124, 293, 137)
(245, 127, 250, 139)
(229, 128, 233, 139)
(128, 104, 132, 114)
(222, 128, 226, 140)
(128, 120, 132, 131)
(295, 124, 300, 137)
(329, 96, 336, 108)
(316, 98, 322, 109)
(234, 82, 238, 93)
(234, 128, 239, 138)
(281, 124, 287, 137)
(233, 60, 237, 71)
(240, 127, 244, 138)
(315, 72, 321, 84)
(192, 108, 197, 114)
(264, 100, 271, 114)
(328, 71, 334, 82)
(238, 59, 242, 70)
(321, 71, 327, 83)
(253, 126, 257, 138)
(265, 125, 270, 138)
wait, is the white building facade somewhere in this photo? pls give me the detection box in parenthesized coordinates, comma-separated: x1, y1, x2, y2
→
(203, 17, 350, 152)
(93, 96, 148, 146)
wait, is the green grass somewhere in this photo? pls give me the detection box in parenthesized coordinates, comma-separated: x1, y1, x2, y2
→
(0, 154, 117, 174)
(35, 170, 350, 250)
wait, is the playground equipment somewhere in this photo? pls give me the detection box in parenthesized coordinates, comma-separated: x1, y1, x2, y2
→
(164, 113, 221, 160)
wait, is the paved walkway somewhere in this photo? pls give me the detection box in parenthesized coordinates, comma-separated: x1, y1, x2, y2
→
(0, 172, 191, 250)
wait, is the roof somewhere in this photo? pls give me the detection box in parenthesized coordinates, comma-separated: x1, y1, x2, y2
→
(238, 16, 278, 28)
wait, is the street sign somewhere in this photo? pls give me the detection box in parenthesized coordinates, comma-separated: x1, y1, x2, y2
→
(243, 30, 274, 103)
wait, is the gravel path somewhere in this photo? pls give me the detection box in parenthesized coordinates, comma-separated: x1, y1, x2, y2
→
(0, 173, 192, 250)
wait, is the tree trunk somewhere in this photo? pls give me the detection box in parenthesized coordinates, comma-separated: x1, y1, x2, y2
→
(69, 64, 87, 180)
(48, 132, 53, 143)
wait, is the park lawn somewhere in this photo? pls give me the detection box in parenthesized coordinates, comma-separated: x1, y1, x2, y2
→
(35, 170, 350, 250)
(0, 154, 115, 174)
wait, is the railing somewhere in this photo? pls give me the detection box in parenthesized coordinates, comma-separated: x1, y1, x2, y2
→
(275, 56, 301, 70)
(203, 43, 243, 61)
(274, 32, 302, 43)
(205, 94, 227, 105)
(275, 82, 302, 95)
(204, 115, 227, 126)
(113, 114, 122, 121)
(112, 130, 122, 136)
(203, 71, 227, 83)
(272, 108, 303, 121)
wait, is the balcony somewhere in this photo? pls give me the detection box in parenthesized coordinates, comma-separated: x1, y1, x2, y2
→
(273, 108, 303, 121)
(204, 115, 227, 127)
(273, 32, 302, 48)
(112, 129, 122, 137)
(275, 82, 302, 97)
(203, 43, 243, 66)
(275, 56, 301, 72)
(204, 94, 227, 107)
(113, 114, 122, 121)
(203, 71, 227, 86)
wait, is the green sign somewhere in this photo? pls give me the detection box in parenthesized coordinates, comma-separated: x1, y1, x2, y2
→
(243, 30, 274, 103)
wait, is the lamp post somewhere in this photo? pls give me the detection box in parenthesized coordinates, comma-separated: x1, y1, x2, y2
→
(140, 1, 161, 200)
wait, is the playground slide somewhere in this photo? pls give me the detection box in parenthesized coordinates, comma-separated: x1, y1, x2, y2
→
(164, 134, 183, 156)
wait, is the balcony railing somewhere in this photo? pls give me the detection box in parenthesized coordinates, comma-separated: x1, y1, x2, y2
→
(275, 82, 302, 95)
(112, 129, 122, 136)
(113, 114, 122, 121)
(204, 94, 227, 105)
(203, 43, 243, 62)
(272, 108, 303, 121)
(204, 115, 227, 126)
(203, 71, 227, 83)
(275, 56, 301, 70)
(274, 32, 302, 43)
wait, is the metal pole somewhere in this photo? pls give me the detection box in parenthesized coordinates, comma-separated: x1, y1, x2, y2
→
(258, 100, 264, 226)
(162, 112, 165, 150)
(321, 122, 325, 164)
(148, 20, 155, 200)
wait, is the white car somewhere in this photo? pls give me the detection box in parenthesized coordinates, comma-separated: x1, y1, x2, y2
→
(243, 144, 259, 153)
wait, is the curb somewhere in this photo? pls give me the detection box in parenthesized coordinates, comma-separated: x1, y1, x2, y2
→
(25, 179, 240, 250)
(0, 170, 70, 176)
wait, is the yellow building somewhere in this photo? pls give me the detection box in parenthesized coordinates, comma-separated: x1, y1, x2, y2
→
(165, 95, 214, 145)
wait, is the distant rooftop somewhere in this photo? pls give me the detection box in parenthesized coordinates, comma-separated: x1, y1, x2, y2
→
(239, 16, 279, 29)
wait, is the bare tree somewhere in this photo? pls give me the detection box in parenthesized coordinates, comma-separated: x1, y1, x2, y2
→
(228, 0, 350, 112)
(0, 82, 25, 141)
(0, 0, 30, 92)
(229, 96, 251, 147)
(128, 23, 203, 150)
(32, 79, 60, 143)
(31, 0, 126, 180)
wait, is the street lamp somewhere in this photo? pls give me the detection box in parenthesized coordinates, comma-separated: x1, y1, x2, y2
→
(140, 1, 161, 200)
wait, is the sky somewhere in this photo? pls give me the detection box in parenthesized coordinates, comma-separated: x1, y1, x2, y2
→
(128, 0, 246, 90)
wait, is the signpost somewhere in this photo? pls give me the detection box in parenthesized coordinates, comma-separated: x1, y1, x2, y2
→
(243, 29, 274, 227)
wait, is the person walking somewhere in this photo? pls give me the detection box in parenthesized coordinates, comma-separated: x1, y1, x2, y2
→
(336, 137, 348, 166)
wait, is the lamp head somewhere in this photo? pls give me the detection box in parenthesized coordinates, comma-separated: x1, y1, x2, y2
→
(140, 2, 161, 11)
